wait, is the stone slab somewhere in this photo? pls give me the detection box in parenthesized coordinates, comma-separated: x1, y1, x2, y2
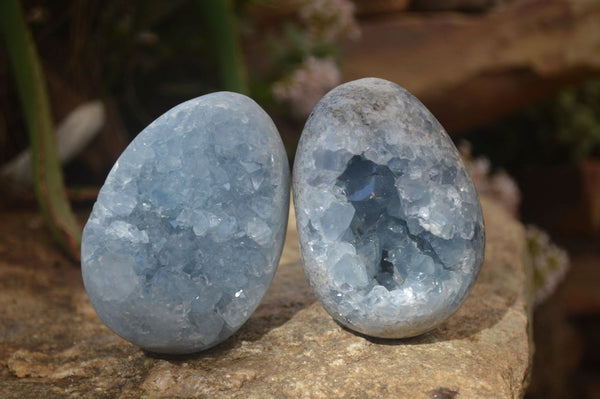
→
(0, 197, 532, 398)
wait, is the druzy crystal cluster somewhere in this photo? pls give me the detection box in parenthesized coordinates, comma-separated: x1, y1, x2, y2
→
(293, 78, 485, 338)
(82, 92, 289, 354)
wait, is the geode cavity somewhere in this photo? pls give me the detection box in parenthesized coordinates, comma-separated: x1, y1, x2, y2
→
(293, 78, 484, 338)
(82, 92, 289, 354)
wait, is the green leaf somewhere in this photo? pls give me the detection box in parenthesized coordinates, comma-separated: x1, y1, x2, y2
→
(199, 0, 249, 94)
(0, 0, 82, 261)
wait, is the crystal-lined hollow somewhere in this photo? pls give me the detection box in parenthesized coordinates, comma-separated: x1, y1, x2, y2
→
(293, 78, 484, 338)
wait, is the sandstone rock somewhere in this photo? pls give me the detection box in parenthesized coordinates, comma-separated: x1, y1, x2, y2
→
(342, 0, 600, 133)
(0, 197, 532, 398)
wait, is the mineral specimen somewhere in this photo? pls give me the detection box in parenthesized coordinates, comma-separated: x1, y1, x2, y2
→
(81, 92, 289, 354)
(293, 78, 485, 338)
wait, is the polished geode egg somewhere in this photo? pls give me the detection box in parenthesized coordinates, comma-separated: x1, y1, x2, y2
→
(81, 92, 289, 354)
(293, 78, 485, 338)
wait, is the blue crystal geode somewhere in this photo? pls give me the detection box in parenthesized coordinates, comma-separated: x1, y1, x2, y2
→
(293, 78, 485, 338)
(82, 92, 289, 354)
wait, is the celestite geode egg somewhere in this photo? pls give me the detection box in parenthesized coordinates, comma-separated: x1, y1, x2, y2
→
(293, 78, 485, 338)
(82, 92, 289, 354)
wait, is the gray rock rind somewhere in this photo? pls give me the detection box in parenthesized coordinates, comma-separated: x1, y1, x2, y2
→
(293, 78, 485, 338)
(81, 92, 290, 354)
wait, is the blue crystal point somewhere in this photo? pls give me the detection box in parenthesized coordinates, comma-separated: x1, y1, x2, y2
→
(293, 78, 485, 338)
(81, 92, 290, 354)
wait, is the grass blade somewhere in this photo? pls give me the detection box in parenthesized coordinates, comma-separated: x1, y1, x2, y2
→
(200, 0, 249, 94)
(0, 0, 82, 260)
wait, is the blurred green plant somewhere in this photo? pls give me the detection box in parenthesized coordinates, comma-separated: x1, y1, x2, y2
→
(200, 0, 249, 94)
(551, 80, 600, 162)
(1, 1, 356, 145)
(526, 225, 569, 305)
(0, 0, 81, 260)
(464, 78, 600, 170)
(1, 0, 357, 210)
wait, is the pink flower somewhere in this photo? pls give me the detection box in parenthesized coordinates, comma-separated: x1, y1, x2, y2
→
(490, 170, 521, 218)
(272, 57, 342, 118)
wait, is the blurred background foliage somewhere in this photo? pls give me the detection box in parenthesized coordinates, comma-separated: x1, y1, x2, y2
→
(0, 0, 361, 173)
(465, 78, 600, 171)
(3, 0, 600, 175)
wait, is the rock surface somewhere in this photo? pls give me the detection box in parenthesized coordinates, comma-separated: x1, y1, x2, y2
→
(341, 0, 600, 133)
(0, 197, 532, 398)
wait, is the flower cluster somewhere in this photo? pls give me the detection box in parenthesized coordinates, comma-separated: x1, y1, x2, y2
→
(458, 141, 521, 218)
(270, 0, 359, 118)
(526, 225, 570, 305)
(272, 56, 341, 118)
